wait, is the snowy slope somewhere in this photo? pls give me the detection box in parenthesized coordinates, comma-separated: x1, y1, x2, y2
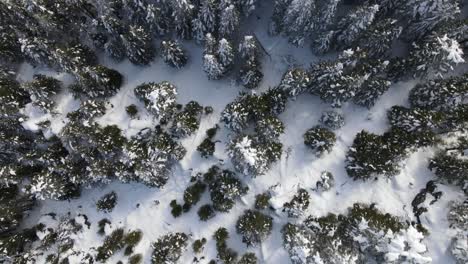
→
(17, 4, 465, 264)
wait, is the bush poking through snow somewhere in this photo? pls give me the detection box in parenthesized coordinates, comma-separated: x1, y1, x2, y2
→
(126, 104, 138, 119)
(255, 192, 272, 210)
(193, 238, 207, 254)
(171, 101, 204, 138)
(214, 227, 238, 263)
(96, 191, 118, 213)
(315, 171, 335, 192)
(182, 180, 207, 212)
(170, 200, 183, 218)
(236, 210, 273, 246)
(151, 232, 188, 264)
(198, 204, 216, 221)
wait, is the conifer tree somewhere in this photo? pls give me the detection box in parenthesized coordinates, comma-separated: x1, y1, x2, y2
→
(121, 25, 155, 65)
(217, 38, 234, 71)
(335, 4, 379, 48)
(161, 40, 188, 68)
(203, 54, 225, 80)
(134, 81, 178, 120)
(219, 4, 240, 39)
(171, 0, 194, 39)
(282, 0, 316, 46)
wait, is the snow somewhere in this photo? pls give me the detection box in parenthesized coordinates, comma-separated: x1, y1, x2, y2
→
(15, 4, 466, 264)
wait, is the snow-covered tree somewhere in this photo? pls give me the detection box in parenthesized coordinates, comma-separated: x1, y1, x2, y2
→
(303, 126, 336, 156)
(219, 4, 239, 39)
(104, 38, 126, 62)
(203, 54, 225, 80)
(279, 68, 311, 98)
(400, 0, 461, 40)
(205, 167, 248, 212)
(161, 40, 188, 68)
(315, 171, 334, 192)
(217, 38, 234, 71)
(269, 0, 292, 35)
(228, 134, 282, 177)
(283, 189, 310, 218)
(282, 0, 316, 46)
(239, 35, 260, 60)
(76, 65, 123, 98)
(19, 36, 55, 67)
(171, 0, 194, 39)
(255, 116, 285, 141)
(171, 101, 204, 138)
(359, 19, 402, 58)
(319, 110, 345, 130)
(408, 34, 465, 78)
(134, 81, 178, 119)
(236, 210, 273, 246)
(239, 58, 263, 89)
(0, 72, 30, 115)
(409, 75, 468, 111)
(0, 26, 22, 65)
(353, 77, 392, 109)
(121, 25, 155, 65)
(335, 4, 379, 48)
(387, 106, 439, 133)
(24, 74, 62, 112)
(151, 233, 188, 264)
(198, 0, 218, 34)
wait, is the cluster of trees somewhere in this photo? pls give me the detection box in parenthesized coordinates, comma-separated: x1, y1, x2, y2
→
(282, 203, 431, 264)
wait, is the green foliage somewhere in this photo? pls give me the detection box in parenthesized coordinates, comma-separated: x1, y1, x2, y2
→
(0, 72, 29, 115)
(198, 204, 216, 221)
(206, 168, 248, 212)
(76, 65, 123, 98)
(238, 253, 257, 264)
(254, 192, 271, 210)
(96, 228, 125, 262)
(236, 210, 273, 246)
(170, 200, 183, 218)
(348, 203, 404, 233)
(214, 228, 238, 264)
(126, 104, 138, 118)
(429, 152, 468, 191)
(134, 81, 177, 120)
(171, 101, 203, 138)
(24, 74, 62, 112)
(161, 40, 188, 68)
(151, 232, 188, 264)
(303, 126, 336, 155)
(124, 230, 143, 256)
(183, 180, 207, 212)
(129, 254, 143, 264)
(192, 238, 207, 254)
(197, 138, 216, 158)
(96, 191, 118, 213)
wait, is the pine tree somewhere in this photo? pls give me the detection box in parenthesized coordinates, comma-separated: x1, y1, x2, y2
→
(240, 0, 258, 17)
(279, 68, 311, 98)
(151, 233, 188, 264)
(205, 167, 248, 212)
(134, 81, 178, 120)
(303, 126, 336, 156)
(170, 101, 204, 138)
(219, 4, 240, 39)
(335, 4, 379, 48)
(161, 40, 188, 68)
(104, 38, 126, 62)
(315, 0, 340, 33)
(408, 33, 465, 78)
(221, 93, 255, 132)
(24, 74, 62, 112)
(76, 65, 123, 98)
(0, 26, 22, 65)
(319, 110, 345, 130)
(217, 38, 234, 71)
(203, 54, 225, 80)
(204, 33, 217, 55)
(239, 35, 260, 60)
(54, 43, 98, 74)
(198, 0, 219, 34)
(255, 116, 285, 141)
(121, 25, 155, 65)
(239, 58, 263, 89)
(0, 72, 30, 115)
(353, 77, 392, 109)
(19, 35, 55, 67)
(400, 0, 461, 40)
(269, 0, 292, 35)
(283, 188, 310, 218)
(236, 210, 273, 246)
(282, 0, 316, 46)
(359, 19, 402, 58)
(171, 0, 194, 39)
(387, 106, 440, 133)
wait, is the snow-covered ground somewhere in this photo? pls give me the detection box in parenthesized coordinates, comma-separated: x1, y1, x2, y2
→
(17, 4, 465, 264)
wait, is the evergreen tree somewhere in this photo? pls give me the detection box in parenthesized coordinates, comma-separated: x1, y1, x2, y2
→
(0, 26, 22, 65)
(121, 25, 155, 65)
(335, 4, 379, 48)
(408, 33, 465, 78)
(359, 18, 402, 58)
(76, 65, 123, 98)
(409, 75, 468, 111)
(387, 106, 440, 133)
(239, 58, 263, 89)
(353, 77, 391, 109)
(204, 167, 248, 212)
(236, 210, 273, 246)
(217, 38, 234, 71)
(104, 38, 126, 62)
(54, 43, 97, 74)
(171, 0, 194, 39)
(269, 0, 292, 35)
(198, 0, 219, 34)
(171, 101, 204, 138)
(400, 0, 461, 40)
(203, 54, 225, 80)
(255, 116, 285, 141)
(228, 134, 282, 177)
(151, 233, 188, 264)
(0, 72, 30, 115)
(283, 188, 310, 218)
(282, 0, 316, 46)
(315, 0, 340, 32)
(239, 36, 260, 60)
(24, 74, 62, 112)
(279, 68, 311, 98)
(303, 126, 336, 156)
(315, 171, 334, 192)
(19, 36, 55, 67)
(219, 4, 240, 39)
(161, 40, 188, 68)
(319, 110, 345, 130)
(134, 81, 178, 120)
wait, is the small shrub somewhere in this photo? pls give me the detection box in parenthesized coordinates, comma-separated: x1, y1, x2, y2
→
(96, 191, 118, 213)
(170, 200, 183, 218)
(126, 104, 138, 118)
(97, 218, 111, 235)
(303, 126, 336, 155)
(283, 189, 310, 218)
(96, 228, 125, 262)
(183, 181, 207, 212)
(129, 254, 143, 264)
(198, 204, 216, 221)
(192, 238, 207, 254)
